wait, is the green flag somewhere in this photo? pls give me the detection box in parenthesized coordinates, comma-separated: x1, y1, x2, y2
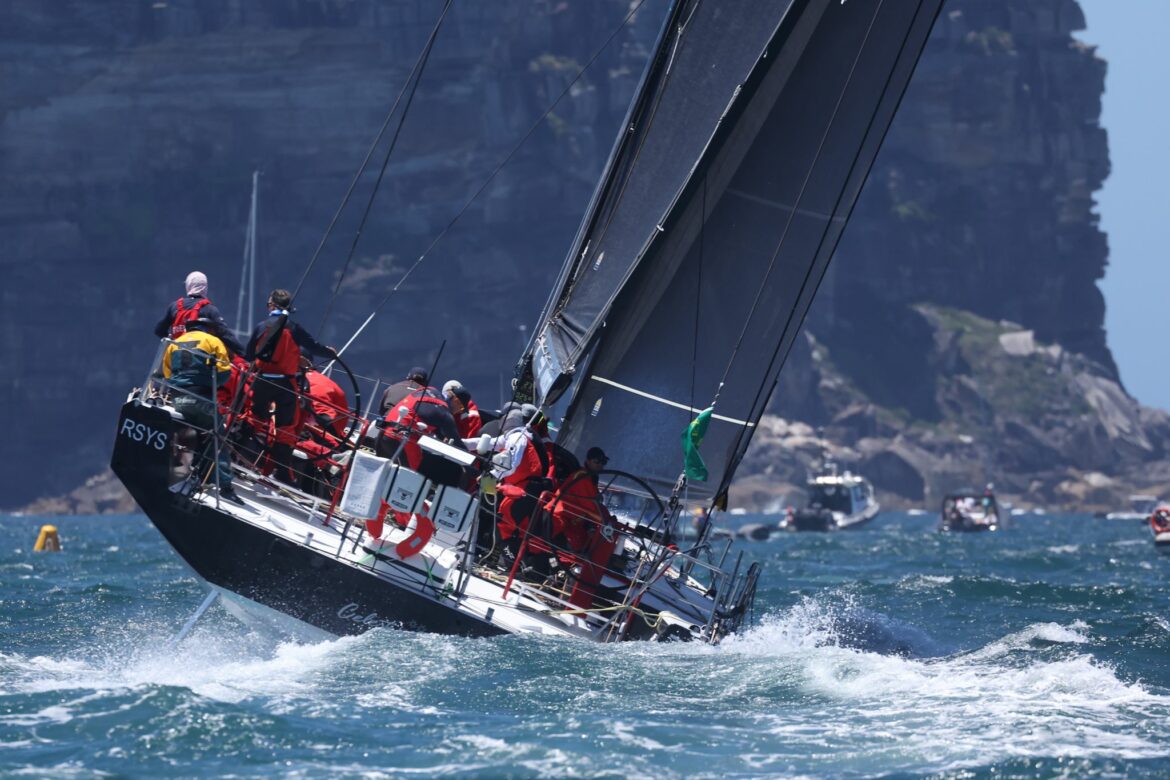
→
(681, 407, 714, 481)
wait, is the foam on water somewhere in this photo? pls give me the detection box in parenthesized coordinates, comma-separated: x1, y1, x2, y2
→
(3, 512, 1170, 776)
(0, 618, 361, 709)
(706, 601, 1170, 769)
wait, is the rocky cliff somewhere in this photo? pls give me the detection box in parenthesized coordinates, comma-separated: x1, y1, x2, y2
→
(3, 0, 1165, 513)
(1, 0, 666, 507)
(745, 0, 1170, 512)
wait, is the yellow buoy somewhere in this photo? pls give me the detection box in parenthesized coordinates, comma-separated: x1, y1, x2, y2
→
(33, 524, 61, 552)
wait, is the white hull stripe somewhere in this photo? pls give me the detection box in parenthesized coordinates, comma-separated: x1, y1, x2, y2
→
(590, 376, 755, 427)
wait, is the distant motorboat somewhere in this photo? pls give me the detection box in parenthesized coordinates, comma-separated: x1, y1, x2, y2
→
(780, 461, 880, 532)
(939, 487, 1002, 533)
(1149, 506, 1170, 553)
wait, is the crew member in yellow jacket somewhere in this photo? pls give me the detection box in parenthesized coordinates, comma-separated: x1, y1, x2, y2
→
(161, 317, 241, 503)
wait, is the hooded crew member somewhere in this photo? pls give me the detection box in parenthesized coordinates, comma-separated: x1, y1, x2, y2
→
(154, 271, 244, 355)
(302, 366, 348, 439)
(470, 410, 548, 544)
(243, 289, 334, 485)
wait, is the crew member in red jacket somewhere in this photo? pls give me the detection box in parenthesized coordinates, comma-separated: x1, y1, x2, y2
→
(379, 380, 466, 487)
(472, 407, 550, 566)
(302, 362, 348, 440)
(154, 271, 244, 354)
(290, 359, 350, 496)
(243, 289, 334, 485)
(443, 380, 482, 439)
(550, 447, 619, 609)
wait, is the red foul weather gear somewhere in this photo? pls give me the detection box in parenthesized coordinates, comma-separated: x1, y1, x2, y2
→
(550, 470, 603, 553)
(568, 514, 620, 610)
(455, 398, 483, 439)
(383, 388, 451, 470)
(304, 370, 348, 438)
(169, 297, 211, 338)
(495, 431, 546, 540)
(254, 326, 299, 377)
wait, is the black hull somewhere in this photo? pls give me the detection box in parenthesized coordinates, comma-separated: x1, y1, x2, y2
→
(112, 401, 503, 639)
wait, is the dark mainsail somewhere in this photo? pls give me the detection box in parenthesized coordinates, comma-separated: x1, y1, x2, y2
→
(527, 0, 945, 503)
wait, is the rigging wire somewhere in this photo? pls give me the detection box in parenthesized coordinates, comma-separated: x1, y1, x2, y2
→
(333, 0, 654, 359)
(543, 0, 700, 357)
(290, 0, 454, 308)
(317, 0, 454, 334)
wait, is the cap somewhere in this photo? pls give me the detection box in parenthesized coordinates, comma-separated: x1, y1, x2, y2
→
(442, 380, 464, 398)
(586, 446, 609, 464)
(407, 366, 429, 384)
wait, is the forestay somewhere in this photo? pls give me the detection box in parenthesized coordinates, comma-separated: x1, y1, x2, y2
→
(527, 0, 944, 503)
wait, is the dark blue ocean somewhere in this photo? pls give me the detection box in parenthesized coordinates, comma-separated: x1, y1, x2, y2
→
(2, 511, 1168, 778)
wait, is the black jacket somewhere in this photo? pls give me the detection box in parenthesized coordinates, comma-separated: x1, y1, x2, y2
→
(153, 295, 245, 355)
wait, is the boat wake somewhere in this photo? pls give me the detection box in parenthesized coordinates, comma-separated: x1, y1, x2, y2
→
(0, 617, 359, 708)
(2, 597, 1169, 775)
(708, 600, 1170, 769)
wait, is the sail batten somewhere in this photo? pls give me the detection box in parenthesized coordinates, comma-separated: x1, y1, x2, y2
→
(527, 0, 945, 503)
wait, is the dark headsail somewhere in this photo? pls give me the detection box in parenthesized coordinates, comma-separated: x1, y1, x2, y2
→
(527, 0, 945, 503)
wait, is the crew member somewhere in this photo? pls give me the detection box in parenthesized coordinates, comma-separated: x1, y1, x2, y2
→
(301, 359, 349, 440)
(293, 356, 350, 496)
(379, 367, 429, 417)
(583, 446, 608, 482)
(378, 379, 465, 487)
(553, 446, 619, 609)
(161, 317, 242, 503)
(549, 446, 609, 550)
(470, 407, 551, 566)
(443, 380, 482, 439)
(154, 271, 244, 354)
(244, 289, 334, 485)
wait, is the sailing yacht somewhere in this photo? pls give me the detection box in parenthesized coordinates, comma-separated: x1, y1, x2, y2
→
(112, 0, 944, 643)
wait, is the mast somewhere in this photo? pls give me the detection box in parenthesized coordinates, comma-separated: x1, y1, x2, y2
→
(524, 0, 945, 503)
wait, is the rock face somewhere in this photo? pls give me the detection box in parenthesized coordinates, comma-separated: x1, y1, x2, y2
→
(3, 0, 1166, 513)
(737, 309, 1170, 513)
(743, 0, 1168, 513)
(1, 0, 666, 508)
